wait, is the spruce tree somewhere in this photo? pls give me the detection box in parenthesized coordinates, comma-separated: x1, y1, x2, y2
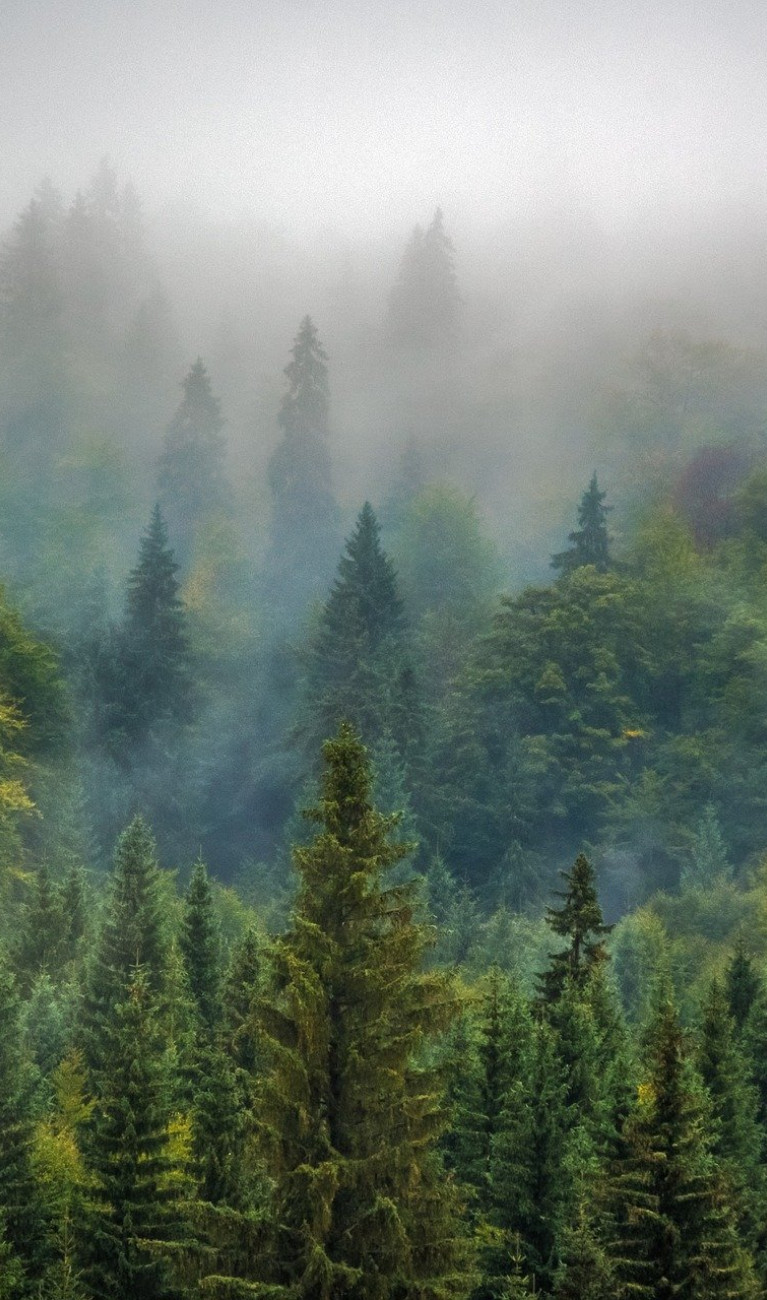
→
(300, 502, 419, 769)
(609, 995, 759, 1298)
(157, 358, 230, 565)
(0, 954, 49, 1292)
(122, 503, 193, 742)
(538, 853, 611, 1005)
(265, 316, 340, 618)
(82, 816, 169, 1076)
(681, 804, 733, 888)
(552, 474, 611, 575)
(81, 966, 186, 1300)
(180, 859, 243, 1208)
(180, 857, 220, 1034)
(725, 942, 760, 1033)
(250, 722, 471, 1299)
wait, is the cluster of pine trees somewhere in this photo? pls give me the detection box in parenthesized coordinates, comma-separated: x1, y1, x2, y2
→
(4, 726, 767, 1298)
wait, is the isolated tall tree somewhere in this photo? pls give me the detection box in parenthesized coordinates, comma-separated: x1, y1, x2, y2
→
(252, 722, 470, 1299)
(552, 474, 611, 574)
(265, 316, 340, 617)
(157, 358, 230, 565)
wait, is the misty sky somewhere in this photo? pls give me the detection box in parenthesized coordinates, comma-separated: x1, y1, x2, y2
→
(3, 0, 767, 238)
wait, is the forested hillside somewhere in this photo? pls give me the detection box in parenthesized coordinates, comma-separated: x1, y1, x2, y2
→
(4, 167, 767, 1296)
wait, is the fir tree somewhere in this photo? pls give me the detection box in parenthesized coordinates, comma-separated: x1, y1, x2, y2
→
(82, 816, 169, 1076)
(724, 942, 760, 1033)
(80, 966, 186, 1300)
(265, 316, 340, 618)
(180, 857, 221, 1033)
(157, 358, 230, 565)
(300, 502, 419, 768)
(552, 474, 611, 575)
(0, 955, 49, 1292)
(609, 995, 759, 1298)
(538, 853, 611, 1005)
(122, 503, 193, 741)
(250, 722, 471, 1299)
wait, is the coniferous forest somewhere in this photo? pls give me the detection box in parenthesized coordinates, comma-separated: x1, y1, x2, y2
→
(7, 165, 767, 1299)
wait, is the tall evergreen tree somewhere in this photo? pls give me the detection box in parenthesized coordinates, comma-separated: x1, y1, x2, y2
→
(552, 474, 611, 575)
(82, 816, 169, 1077)
(538, 853, 611, 1005)
(157, 358, 230, 566)
(609, 995, 759, 1298)
(265, 316, 340, 618)
(300, 502, 420, 770)
(180, 858, 220, 1034)
(0, 955, 49, 1293)
(725, 943, 760, 1034)
(80, 966, 186, 1300)
(250, 722, 471, 1299)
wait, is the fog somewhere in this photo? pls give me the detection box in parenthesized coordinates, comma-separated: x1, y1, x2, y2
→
(3, 0, 767, 236)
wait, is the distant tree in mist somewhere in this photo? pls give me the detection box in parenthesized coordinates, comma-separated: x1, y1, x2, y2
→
(387, 208, 461, 354)
(264, 316, 340, 620)
(552, 473, 611, 575)
(157, 358, 230, 565)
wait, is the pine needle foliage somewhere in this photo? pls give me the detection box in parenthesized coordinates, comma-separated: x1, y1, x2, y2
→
(253, 722, 472, 1300)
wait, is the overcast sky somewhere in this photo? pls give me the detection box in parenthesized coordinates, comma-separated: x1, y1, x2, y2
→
(2, 0, 767, 237)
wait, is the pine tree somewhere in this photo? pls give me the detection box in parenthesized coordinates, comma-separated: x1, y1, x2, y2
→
(300, 502, 419, 768)
(180, 859, 243, 1207)
(80, 966, 186, 1300)
(82, 816, 169, 1077)
(552, 474, 611, 575)
(725, 942, 760, 1033)
(180, 858, 221, 1034)
(15, 859, 64, 987)
(265, 316, 340, 618)
(608, 995, 759, 1298)
(122, 503, 193, 741)
(0, 954, 49, 1292)
(157, 358, 230, 566)
(538, 854, 611, 1005)
(696, 978, 765, 1255)
(250, 722, 471, 1299)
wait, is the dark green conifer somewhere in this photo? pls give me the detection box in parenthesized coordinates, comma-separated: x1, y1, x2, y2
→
(301, 502, 417, 767)
(180, 857, 220, 1033)
(538, 853, 611, 1005)
(82, 816, 169, 1076)
(15, 859, 63, 987)
(0, 955, 48, 1292)
(725, 942, 760, 1032)
(609, 995, 759, 1298)
(81, 966, 186, 1300)
(251, 722, 471, 1298)
(552, 474, 611, 575)
(122, 503, 193, 741)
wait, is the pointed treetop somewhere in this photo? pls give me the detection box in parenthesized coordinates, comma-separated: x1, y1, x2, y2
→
(126, 504, 183, 630)
(278, 315, 329, 440)
(552, 472, 611, 574)
(538, 852, 612, 1004)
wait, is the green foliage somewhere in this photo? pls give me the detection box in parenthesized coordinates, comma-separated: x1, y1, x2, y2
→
(551, 473, 611, 575)
(538, 854, 611, 1005)
(251, 722, 471, 1298)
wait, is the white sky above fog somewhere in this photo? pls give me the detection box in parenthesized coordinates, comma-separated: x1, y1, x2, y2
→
(1, 0, 767, 237)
